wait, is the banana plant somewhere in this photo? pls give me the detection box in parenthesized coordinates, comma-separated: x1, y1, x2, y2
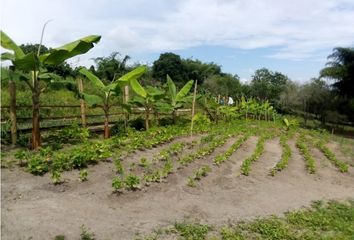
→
(166, 75, 194, 124)
(1, 30, 101, 149)
(130, 86, 165, 130)
(79, 66, 146, 138)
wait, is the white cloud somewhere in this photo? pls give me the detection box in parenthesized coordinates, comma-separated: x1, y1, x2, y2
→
(1, 0, 354, 64)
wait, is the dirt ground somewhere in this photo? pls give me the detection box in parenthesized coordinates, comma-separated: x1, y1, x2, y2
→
(1, 135, 354, 239)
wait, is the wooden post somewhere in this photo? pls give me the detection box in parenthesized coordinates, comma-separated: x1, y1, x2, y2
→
(190, 80, 198, 137)
(9, 80, 17, 146)
(77, 78, 86, 127)
(123, 85, 130, 132)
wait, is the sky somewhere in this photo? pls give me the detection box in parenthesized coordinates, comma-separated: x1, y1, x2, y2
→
(1, 0, 354, 83)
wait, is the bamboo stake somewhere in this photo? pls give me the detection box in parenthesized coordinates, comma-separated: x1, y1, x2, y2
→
(190, 80, 198, 137)
(9, 80, 17, 146)
(77, 78, 86, 127)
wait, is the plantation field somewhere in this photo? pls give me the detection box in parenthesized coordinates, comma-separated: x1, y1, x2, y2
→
(1, 120, 354, 239)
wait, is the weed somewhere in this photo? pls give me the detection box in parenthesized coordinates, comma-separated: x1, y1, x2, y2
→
(174, 222, 210, 240)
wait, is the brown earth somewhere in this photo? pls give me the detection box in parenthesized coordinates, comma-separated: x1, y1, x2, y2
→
(1, 135, 354, 239)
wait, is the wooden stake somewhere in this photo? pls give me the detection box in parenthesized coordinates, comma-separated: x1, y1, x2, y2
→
(190, 80, 198, 137)
(9, 80, 17, 146)
(77, 78, 86, 127)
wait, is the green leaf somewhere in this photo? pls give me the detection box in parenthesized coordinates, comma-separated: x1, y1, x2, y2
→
(13, 52, 40, 71)
(176, 80, 193, 102)
(129, 96, 145, 107)
(130, 78, 147, 98)
(166, 74, 177, 105)
(0, 31, 25, 58)
(81, 93, 104, 106)
(1, 52, 15, 61)
(39, 35, 101, 65)
(118, 66, 146, 82)
(121, 103, 132, 113)
(79, 68, 105, 90)
(38, 72, 62, 82)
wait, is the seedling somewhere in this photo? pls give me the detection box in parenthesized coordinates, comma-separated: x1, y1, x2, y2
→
(124, 174, 140, 190)
(112, 176, 124, 192)
(79, 169, 88, 182)
(51, 170, 63, 185)
(114, 159, 124, 174)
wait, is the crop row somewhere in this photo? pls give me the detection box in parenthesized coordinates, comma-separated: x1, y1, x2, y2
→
(240, 131, 277, 176)
(296, 134, 316, 174)
(213, 134, 250, 166)
(270, 133, 292, 176)
(316, 141, 348, 173)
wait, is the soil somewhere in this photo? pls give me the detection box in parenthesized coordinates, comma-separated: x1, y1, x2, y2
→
(1, 135, 354, 239)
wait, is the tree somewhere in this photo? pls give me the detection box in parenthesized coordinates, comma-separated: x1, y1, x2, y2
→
(1, 30, 101, 149)
(152, 52, 188, 86)
(320, 47, 354, 97)
(202, 73, 242, 101)
(166, 75, 194, 123)
(93, 52, 131, 82)
(183, 58, 222, 84)
(250, 68, 288, 107)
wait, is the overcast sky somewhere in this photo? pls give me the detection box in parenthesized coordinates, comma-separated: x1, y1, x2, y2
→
(1, 0, 354, 82)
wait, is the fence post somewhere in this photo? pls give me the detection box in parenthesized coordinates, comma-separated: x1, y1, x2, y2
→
(77, 78, 87, 127)
(9, 80, 17, 146)
(190, 80, 198, 137)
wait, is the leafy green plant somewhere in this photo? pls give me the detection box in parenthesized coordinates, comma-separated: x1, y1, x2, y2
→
(187, 177, 196, 187)
(112, 176, 124, 192)
(194, 166, 211, 180)
(51, 170, 63, 185)
(26, 155, 49, 175)
(79, 169, 88, 181)
(80, 225, 95, 240)
(166, 75, 194, 124)
(114, 159, 124, 174)
(124, 174, 140, 190)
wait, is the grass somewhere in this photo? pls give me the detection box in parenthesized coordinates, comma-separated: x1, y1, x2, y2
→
(140, 200, 354, 240)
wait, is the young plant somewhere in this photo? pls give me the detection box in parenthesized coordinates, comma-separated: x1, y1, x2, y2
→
(187, 177, 196, 187)
(241, 135, 267, 176)
(166, 75, 194, 124)
(79, 169, 88, 182)
(194, 166, 211, 180)
(51, 170, 63, 185)
(112, 176, 124, 192)
(79, 66, 146, 138)
(124, 174, 140, 190)
(114, 159, 124, 174)
(214, 134, 249, 166)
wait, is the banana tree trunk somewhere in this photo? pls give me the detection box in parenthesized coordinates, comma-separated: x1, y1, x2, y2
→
(172, 110, 177, 124)
(31, 83, 41, 150)
(103, 107, 110, 139)
(145, 107, 150, 130)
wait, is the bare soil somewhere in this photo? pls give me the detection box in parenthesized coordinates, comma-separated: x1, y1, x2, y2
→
(1, 136, 354, 239)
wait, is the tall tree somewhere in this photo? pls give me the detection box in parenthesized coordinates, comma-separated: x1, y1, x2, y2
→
(152, 52, 188, 86)
(93, 52, 131, 82)
(320, 47, 354, 97)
